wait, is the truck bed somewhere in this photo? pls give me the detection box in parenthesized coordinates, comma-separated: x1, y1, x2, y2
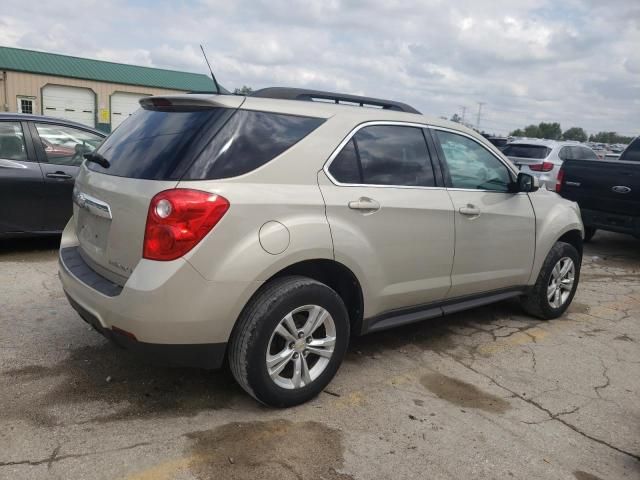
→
(559, 158, 640, 237)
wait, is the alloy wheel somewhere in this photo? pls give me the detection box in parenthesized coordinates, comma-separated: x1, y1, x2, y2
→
(266, 305, 336, 390)
(547, 257, 575, 308)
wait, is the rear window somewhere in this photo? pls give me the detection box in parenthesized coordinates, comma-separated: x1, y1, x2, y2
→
(184, 110, 324, 179)
(87, 107, 324, 180)
(87, 107, 230, 179)
(620, 137, 640, 161)
(502, 144, 551, 159)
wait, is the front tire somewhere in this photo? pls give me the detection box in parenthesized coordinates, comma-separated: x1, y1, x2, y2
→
(229, 276, 349, 407)
(521, 242, 581, 320)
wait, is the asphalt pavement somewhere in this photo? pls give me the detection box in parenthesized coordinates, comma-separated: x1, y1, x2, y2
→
(1, 231, 638, 479)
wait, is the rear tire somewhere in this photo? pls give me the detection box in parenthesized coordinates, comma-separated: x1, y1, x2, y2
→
(521, 242, 580, 320)
(229, 276, 349, 407)
(583, 227, 596, 243)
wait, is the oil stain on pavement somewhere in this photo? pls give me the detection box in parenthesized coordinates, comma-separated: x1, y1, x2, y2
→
(185, 420, 353, 480)
(420, 372, 510, 414)
(2, 342, 241, 426)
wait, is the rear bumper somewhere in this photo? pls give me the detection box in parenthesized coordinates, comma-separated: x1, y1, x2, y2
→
(581, 208, 640, 236)
(59, 241, 261, 368)
(66, 292, 227, 369)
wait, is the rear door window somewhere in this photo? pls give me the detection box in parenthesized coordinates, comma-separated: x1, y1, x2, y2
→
(502, 144, 551, 159)
(184, 110, 324, 179)
(620, 137, 640, 161)
(328, 139, 361, 184)
(355, 126, 436, 187)
(328, 125, 436, 187)
(35, 124, 103, 166)
(576, 146, 597, 160)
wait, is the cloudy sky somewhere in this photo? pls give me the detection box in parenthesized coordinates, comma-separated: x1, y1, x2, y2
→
(1, 0, 638, 136)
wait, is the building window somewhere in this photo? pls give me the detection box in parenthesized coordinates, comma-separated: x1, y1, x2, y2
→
(17, 97, 35, 115)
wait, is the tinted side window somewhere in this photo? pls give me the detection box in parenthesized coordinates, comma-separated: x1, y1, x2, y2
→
(35, 124, 103, 167)
(185, 111, 324, 179)
(328, 138, 361, 183)
(0, 122, 27, 161)
(620, 137, 640, 161)
(436, 130, 512, 192)
(353, 125, 435, 187)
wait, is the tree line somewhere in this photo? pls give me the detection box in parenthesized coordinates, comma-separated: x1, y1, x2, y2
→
(508, 122, 633, 144)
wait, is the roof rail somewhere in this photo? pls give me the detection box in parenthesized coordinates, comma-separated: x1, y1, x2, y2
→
(251, 87, 421, 114)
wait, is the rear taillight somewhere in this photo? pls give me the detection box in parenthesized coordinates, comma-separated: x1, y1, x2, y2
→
(143, 189, 229, 261)
(529, 162, 554, 172)
(556, 168, 565, 193)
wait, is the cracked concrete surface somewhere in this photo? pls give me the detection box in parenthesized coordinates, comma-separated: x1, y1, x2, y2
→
(1, 231, 638, 479)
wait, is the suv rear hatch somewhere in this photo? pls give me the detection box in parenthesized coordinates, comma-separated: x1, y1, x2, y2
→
(73, 95, 245, 285)
(503, 144, 552, 168)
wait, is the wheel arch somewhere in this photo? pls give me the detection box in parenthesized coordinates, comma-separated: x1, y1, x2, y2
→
(267, 259, 365, 335)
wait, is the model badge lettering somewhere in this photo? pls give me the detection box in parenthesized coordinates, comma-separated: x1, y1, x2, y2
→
(108, 259, 132, 274)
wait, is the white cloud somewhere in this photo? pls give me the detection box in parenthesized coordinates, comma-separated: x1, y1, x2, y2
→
(0, 0, 637, 136)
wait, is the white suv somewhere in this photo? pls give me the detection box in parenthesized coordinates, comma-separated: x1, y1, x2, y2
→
(59, 88, 584, 406)
(503, 139, 598, 190)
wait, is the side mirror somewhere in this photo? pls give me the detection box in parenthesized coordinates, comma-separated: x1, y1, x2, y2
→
(514, 172, 539, 193)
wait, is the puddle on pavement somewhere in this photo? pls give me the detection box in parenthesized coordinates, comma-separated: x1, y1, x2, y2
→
(2, 342, 241, 426)
(186, 420, 353, 480)
(574, 471, 604, 480)
(420, 372, 510, 414)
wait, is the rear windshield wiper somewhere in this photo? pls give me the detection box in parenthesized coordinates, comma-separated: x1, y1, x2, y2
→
(84, 152, 110, 169)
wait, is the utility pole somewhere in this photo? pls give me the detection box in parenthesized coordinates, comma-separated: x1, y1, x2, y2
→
(460, 106, 467, 124)
(476, 102, 485, 131)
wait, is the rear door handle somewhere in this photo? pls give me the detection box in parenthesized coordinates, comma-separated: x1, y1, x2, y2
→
(348, 197, 380, 213)
(46, 172, 73, 180)
(459, 205, 481, 216)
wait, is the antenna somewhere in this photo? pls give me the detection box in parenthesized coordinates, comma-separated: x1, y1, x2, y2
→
(199, 44, 221, 95)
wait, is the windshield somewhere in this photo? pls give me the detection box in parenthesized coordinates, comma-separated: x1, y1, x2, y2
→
(502, 144, 551, 159)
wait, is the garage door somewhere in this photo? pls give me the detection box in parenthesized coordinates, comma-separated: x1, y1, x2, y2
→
(110, 92, 148, 130)
(42, 85, 95, 127)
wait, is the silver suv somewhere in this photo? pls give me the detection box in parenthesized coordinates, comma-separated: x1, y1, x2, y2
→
(503, 139, 598, 190)
(59, 88, 584, 406)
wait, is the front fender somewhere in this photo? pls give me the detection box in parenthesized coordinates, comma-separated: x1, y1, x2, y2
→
(528, 190, 584, 284)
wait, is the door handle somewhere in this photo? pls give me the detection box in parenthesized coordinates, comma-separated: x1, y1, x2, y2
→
(459, 204, 481, 216)
(348, 197, 380, 212)
(46, 172, 73, 180)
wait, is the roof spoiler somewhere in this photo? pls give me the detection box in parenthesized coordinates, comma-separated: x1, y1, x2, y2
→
(251, 87, 421, 114)
(139, 94, 244, 110)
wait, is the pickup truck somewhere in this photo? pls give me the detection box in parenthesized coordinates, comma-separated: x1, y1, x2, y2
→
(557, 136, 639, 241)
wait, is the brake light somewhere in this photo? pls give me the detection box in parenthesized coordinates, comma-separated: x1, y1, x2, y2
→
(143, 189, 229, 261)
(556, 168, 565, 193)
(529, 162, 554, 172)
